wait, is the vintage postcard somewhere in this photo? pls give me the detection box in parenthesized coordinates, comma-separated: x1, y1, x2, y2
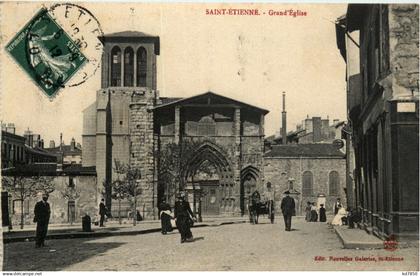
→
(0, 1, 419, 272)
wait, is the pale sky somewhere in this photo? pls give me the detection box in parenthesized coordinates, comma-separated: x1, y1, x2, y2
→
(1, 2, 347, 145)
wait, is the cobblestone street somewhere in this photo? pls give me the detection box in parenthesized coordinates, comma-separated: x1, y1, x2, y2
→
(3, 217, 418, 271)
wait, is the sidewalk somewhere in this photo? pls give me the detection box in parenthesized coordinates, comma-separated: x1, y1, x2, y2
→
(334, 225, 384, 249)
(2, 217, 247, 243)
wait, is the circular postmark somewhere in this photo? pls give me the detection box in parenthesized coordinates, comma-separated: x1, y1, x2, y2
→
(24, 3, 103, 97)
(48, 3, 104, 87)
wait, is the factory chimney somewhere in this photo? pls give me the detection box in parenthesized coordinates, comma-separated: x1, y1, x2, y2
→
(282, 92, 287, 144)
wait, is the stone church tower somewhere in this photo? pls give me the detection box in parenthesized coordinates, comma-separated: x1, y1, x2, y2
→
(82, 31, 160, 218)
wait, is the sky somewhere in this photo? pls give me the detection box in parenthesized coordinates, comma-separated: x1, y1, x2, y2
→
(1, 2, 348, 145)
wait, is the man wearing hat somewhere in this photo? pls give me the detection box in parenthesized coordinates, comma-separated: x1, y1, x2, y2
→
(33, 193, 51, 248)
(280, 191, 295, 231)
(174, 191, 196, 243)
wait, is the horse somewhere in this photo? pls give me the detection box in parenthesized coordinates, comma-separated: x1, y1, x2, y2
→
(248, 191, 275, 224)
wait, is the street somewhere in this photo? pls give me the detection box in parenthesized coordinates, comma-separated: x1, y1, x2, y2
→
(3, 217, 419, 271)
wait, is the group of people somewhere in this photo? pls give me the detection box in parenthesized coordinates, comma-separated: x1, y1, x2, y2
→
(305, 202, 327, 222)
(159, 191, 197, 243)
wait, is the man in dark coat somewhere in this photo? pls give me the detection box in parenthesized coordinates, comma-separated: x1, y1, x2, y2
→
(280, 191, 295, 231)
(319, 204, 327, 222)
(34, 193, 51, 248)
(99, 198, 107, 227)
(174, 192, 196, 243)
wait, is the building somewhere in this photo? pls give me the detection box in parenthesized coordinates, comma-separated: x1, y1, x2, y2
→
(1, 125, 57, 169)
(2, 163, 97, 225)
(264, 144, 346, 215)
(45, 136, 83, 164)
(336, 4, 419, 240)
(82, 31, 269, 219)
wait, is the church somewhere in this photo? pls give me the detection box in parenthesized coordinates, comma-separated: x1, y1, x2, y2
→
(82, 31, 269, 219)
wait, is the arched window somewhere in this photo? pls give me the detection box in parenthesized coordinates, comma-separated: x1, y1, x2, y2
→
(124, 47, 134, 87)
(329, 171, 340, 195)
(137, 47, 147, 87)
(302, 171, 313, 196)
(110, 46, 121, 86)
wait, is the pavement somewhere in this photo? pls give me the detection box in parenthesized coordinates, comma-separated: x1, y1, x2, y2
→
(2, 216, 248, 243)
(334, 225, 384, 249)
(3, 217, 419, 271)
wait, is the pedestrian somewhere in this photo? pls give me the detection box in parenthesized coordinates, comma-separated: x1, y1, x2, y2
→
(99, 198, 107, 227)
(159, 199, 173, 235)
(331, 207, 348, 226)
(333, 198, 342, 215)
(319, 204, 326, 222)
(305, 201, 311, 222)
(280, 191, 295, 231)
(310, 202, 318, 222)
(33, 193, 51, 248)
(174, 192, 196, 243)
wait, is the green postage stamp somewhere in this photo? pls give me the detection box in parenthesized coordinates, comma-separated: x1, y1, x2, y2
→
(6, 8, 87, 97)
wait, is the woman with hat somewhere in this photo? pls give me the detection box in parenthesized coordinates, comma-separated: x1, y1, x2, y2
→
(174, 191, 196, 243)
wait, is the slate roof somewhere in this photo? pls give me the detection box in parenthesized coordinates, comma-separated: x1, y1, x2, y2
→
(264, 144, 345, 158)
(103, 31, 156, 38)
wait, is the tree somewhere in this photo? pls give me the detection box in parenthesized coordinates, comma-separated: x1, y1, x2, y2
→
(158, 140, 206, 214)
(60, 186, 81, 225)
(107, 161, 142, 226)
(2, 175, 55, 229)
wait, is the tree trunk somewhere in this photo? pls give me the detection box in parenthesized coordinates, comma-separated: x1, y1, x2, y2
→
(118, 198, 122, 225)
(20, 199, 24, 229)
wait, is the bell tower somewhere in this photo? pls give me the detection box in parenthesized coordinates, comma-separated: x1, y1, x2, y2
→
(91, 31, 160, 217)
(99, 31, 160, 89)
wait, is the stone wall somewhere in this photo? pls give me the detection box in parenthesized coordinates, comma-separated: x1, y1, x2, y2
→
(263, 157, 346, 215)
(388, 4, 419, 99)
(129, 88, 157, 219)
(9, 175, 97, 226)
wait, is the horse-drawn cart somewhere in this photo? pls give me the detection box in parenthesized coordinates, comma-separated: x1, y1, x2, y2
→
(248, 191, 275, 224)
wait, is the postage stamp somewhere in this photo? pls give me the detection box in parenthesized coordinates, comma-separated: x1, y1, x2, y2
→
(5, 8, 87, 97)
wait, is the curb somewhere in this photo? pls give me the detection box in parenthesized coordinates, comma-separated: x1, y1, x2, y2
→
(334, 227, 384, 249)
(3, 220, 247, 243)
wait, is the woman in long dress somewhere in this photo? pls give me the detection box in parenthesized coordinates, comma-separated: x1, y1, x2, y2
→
(174, 192, 196, 243)
(305, 202, 311, 222)
(159, 200, 173, 234)
(310, 203, 318, 222)
(331, 207, 348, 225)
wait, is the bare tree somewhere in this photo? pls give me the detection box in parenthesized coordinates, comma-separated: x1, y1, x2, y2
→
(2, 175, 55, 229)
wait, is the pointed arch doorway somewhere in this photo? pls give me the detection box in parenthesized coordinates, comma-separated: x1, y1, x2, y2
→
(184, 142, 234, 217)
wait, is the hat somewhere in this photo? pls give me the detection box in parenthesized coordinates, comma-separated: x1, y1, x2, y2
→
(284, 191, 290, 194)
(320, 204, 324, 207)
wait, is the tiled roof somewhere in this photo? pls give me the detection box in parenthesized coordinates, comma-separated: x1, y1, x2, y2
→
(103, 31, 157, 38)
(264, 144, 345, 158)
(158, 97, 184, 105)
(1, 163, 96, 176)
(153, 91, 269, 114)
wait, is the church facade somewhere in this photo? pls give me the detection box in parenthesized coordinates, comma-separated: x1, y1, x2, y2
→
(82, 31, 268, 219)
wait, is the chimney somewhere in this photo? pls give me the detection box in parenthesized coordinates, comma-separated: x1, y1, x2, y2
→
(24, 129, 33, 148)
(70, 138, 76, 151)
(40, 139, 44, 149)
(6, 123, 15, 134)
(281, 92, 287, 144)
(50, 140, 56, 148)
(60, 133, 63, 151)
(312, 117, 322, 143)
